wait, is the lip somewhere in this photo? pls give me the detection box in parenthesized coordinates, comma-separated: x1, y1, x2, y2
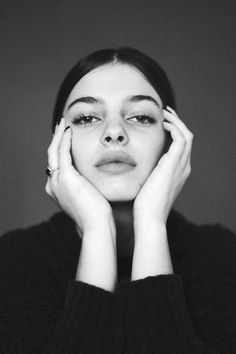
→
(96, 162, 135, 174)
(95, 151, 137, 167)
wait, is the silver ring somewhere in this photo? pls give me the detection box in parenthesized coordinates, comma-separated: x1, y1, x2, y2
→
(46, 166, 59, 177)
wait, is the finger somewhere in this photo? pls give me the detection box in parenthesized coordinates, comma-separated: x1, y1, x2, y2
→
(162, 122, 192, 185)
(47, 117, 66, 168)
(58, 125, 73, 168)
(163, 121, 186, 163)
(166, 105, 178, 116)
(163, 108, 193, 141)
(54, 122, 59, 134)
(163, 121, 193, 172)
(163, 109, 193, 167)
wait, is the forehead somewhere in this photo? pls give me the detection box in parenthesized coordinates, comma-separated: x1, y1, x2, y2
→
(66, 63, 162, 106)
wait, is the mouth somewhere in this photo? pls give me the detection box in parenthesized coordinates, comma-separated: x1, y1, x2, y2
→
(95, 151, 137, 175)
(96, 161, 136, 174)
(95, 151, 136, 166)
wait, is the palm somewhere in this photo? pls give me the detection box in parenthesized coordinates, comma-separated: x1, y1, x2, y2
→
(134, 153, 172, 216)
(57, 166, 112, 227)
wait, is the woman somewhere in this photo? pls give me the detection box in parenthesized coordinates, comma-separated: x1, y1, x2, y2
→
(0, 47, 235, 353)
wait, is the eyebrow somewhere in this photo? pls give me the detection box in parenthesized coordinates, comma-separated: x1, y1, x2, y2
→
(68, 94, 161, 110)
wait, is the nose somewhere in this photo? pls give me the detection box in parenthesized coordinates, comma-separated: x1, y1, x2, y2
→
(101, 119, 129, 146)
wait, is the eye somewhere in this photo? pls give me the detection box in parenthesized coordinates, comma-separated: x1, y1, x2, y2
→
(72, 115, 101, 126)
(127, 115, 156, 125)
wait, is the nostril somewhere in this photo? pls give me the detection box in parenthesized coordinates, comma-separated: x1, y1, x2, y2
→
(105, 136, 124, 143)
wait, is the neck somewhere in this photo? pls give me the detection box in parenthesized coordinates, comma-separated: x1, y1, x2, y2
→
(110, 200, 135, 259)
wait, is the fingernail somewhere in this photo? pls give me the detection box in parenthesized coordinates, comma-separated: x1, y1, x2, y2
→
(64, 126, 71, 132)
(57, 116, 64, 125)
(54, 120, 60, 133)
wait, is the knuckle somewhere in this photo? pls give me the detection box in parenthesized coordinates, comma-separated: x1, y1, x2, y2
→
(185, 164, 191, 177)
(188, 132, 194, 141)
(50, 176, 57, 188)
(175, 129, 184, 140)
(46, 175, 58, 191)
(45, 182, 51, 195)
(47, 145, 53, 157)
(45, 184, 59, 203)
(179, 136, 187, 147)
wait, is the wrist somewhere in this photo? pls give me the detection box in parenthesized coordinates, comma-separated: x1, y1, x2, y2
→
(77, 212, 116, 239)
(134, 205, 166, 223)
(134, 213, 166, 237)
(134, 223, 167, 247)
(132, 222, 173, 280)
(76, 215, 117, 292)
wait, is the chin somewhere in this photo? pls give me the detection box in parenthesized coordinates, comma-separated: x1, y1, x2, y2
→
(106, 194, 135, 202)
(83, 171, 144, 202)
(99, 185, 139, 202)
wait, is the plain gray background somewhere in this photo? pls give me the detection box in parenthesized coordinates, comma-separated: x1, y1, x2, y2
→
(1, 0, 235, 235)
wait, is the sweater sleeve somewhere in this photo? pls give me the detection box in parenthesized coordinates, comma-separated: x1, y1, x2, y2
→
(43, 281, 125, 354)
(119, 224, 236, 354)
(0, 281, 124, 354)
(0, 229, 125, 354)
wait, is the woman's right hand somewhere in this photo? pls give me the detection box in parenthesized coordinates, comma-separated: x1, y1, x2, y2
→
(46, 118, 117, 291)
(45, 118, 113, 236)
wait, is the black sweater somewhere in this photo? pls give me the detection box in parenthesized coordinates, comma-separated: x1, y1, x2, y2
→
(0, 210, 235, 353)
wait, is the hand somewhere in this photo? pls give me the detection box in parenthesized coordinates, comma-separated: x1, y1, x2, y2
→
(45, 118, 113, 235)
(133, 106, 193, 224)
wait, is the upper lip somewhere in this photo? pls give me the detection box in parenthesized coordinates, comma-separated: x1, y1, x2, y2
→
(95, 151, 137, 167)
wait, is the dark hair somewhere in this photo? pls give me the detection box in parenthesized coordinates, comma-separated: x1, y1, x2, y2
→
(52, 47, 176, 131)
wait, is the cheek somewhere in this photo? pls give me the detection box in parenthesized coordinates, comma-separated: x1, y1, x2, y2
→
(70, 134, 90, 172)
(145, 130, 167, 169)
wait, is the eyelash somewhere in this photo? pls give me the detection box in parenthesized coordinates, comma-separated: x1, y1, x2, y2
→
(128, 115, 156, 125)
(72, 114, 157, 126)
(72, 115, 100, 126)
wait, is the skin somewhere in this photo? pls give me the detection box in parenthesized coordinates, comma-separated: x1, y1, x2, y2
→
(46, 62, 193, 290)
(63, 63, 167, 202)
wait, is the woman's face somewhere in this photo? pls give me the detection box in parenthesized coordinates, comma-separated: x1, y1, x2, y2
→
(63, 63, 166, 201)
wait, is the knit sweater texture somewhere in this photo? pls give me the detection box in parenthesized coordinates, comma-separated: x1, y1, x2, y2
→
(0, 209, 235, 353)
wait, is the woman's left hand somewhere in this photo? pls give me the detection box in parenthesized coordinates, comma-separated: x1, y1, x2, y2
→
(133, 106, 193, 225)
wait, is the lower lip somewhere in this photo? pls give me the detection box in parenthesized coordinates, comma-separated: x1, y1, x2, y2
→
(96, 162, 136, 174)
